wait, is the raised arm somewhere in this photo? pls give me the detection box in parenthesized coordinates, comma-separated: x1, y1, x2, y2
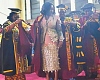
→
(3, 19, 22, 33)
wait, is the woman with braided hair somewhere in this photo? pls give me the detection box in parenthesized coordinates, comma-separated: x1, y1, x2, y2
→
(31, 2, 64, 80)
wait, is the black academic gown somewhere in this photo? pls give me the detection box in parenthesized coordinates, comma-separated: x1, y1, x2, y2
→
(0, 20, 16, 76)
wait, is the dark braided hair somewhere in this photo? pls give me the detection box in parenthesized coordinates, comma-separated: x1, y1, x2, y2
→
(40, 2, 55, 15)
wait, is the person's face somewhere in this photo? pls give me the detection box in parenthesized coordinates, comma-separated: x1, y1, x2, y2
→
(58, 9, 66, 18)
(12, 13, 19, 21)
(84, 8, 92, 16)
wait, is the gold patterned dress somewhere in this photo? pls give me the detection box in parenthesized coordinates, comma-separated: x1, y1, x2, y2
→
(40, 15, 64, 72)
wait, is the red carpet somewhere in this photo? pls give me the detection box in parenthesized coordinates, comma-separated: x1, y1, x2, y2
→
(0, 74, 4, 80)
(0, 73, 97, 80)
(0, 73, 46, 80)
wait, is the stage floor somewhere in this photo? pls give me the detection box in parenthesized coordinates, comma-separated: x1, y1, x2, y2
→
(0, 73, 98, 80)
(0, 73, 46, 80)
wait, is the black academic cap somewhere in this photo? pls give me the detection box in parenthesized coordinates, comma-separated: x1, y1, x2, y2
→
(57, 4, 65, 8)
(8, 8, 21, 13)
(56, 4, 69, 10)
(81, 3, 94, 10)
(69, 11, 82, 15)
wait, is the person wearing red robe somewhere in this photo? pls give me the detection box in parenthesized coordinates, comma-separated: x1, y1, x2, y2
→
(0, 8, 33, 80)
(56, 4, 78, 80)
(79, 3, 94, 28)
(80, 3, 100, 79)
(31, 2, 64, 80)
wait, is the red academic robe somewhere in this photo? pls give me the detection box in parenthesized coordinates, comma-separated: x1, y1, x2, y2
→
(82, 21, 100, 76)
(58, 23, 77, 80)
(18, 22, 32, 57)
(0, 21, 32, 78)
(31, 15, 46, 77)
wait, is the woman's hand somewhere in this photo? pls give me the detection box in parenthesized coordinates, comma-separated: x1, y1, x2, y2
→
(58, 41, 63, 48)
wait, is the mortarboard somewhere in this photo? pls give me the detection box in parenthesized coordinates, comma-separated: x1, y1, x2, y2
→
(69, 11, 82, 15)
(8, 8, 21, 13)
(57, 4, 65, 8)
(56, 4, 69, 10)
(81, 3, 94, 10)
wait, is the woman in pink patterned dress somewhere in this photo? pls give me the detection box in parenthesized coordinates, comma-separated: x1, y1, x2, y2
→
(32, 2, 64, 80)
